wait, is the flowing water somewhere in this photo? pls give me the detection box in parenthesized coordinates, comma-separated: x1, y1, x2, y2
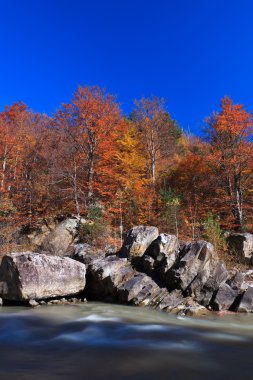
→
(0, 302, 253, 379)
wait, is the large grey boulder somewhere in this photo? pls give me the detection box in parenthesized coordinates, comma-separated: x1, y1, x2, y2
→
(145, 234, 178, 260)
(200, 269, 253, 311)
(225, 270, 253, 293)
(117, 273, 163, 306)
(212, 283, 238, 311)
(239, 270, 253, 290)
(39, 218, 80, 256)
(86, 256, 173, 308)
(227, 233, 253, 263)
(237, 287, 253, 312)
(0, 252, 86, 301)
(119, 226, 159, 259)
(165, 240, 219, 295)
(133, 234, 178, 280)
(69, 243, 103, 265)
(86, 256, 135, 300)
(196, 262, 229, 306)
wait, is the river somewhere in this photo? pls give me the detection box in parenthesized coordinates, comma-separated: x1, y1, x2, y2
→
(0, 302, 252, 379)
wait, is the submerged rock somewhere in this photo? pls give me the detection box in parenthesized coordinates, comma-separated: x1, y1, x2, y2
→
(0, 252, 86, 301)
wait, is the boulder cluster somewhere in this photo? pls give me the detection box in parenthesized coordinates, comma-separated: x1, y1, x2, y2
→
(0, 220, 253, 315)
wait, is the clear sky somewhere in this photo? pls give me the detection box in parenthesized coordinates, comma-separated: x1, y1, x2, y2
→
(1, 0, 253, 134)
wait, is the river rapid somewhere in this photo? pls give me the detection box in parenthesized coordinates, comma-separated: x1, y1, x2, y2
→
(0, 302, 253, 379)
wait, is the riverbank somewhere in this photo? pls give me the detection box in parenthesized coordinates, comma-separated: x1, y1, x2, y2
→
(0, 219, 253, 316)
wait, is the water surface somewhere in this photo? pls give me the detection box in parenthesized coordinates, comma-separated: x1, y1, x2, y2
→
(0, 302, 253, 379)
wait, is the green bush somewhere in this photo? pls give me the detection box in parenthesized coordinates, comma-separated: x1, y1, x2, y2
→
(78, 220, 108, 245)
(86, 202, 104, 220)
(203, 212, 227, 252)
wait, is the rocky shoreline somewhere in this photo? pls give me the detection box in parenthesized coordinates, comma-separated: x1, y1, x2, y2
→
(0, 220, 253, 316)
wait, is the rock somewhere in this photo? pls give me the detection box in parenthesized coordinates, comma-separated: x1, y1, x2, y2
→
(0, 252, 86, 301)
(237, 287, 253, 312)
(70, 243, 103, 265)
(227, 272, 246, 291)
(26, 224, 53, 248)
(227, 233, 253, 263)
(48, 299, 61, 305)
(28, 299, 39, 307)
(169, 297, 211, 316)
(119, 226, 159, 259)
(239, 270, 253, 290)
(11, 218, 57, 249)
(157, 290, 183, 311)
(157, 252, 178, 283)
(132, 234, 178, 281)
(182, 301, 211, 317)
(135, 255, 156, 276)
(165, 240, 219, 295)
(226, 270, 253, 294)
(39, 218, 80, 256)
(212, 283, 238, 311)
(86, 255, 176, 309)
(105, 245, 118, 256)
(196, 262, 229, 306)
(145, 234, 178, 260)
(117, 273, 162, 306)
(86, 256, 136, 300)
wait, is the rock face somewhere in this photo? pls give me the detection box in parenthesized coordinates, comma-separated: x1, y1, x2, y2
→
(86, 256, 168, 306)
(4, 222, 253, 315)
(165, 240, 219, 296)
(0, 252, 86, 301)
(212, 283, 238, 311)
(86, 256, 138, 301)
(69, 243, 103, 265)
(132, 234, 178, 281)
(196, 262, 229, 306)
(237, 287, 253, 312)
(146, 234, 178, 259)
(227, 233, 253, 263)
(85, 255, 210, 316)
(119, 226, 159, 259)
(39, 218, 80, 256)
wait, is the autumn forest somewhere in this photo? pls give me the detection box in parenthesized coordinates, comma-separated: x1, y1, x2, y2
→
(0, 85, 252, 248)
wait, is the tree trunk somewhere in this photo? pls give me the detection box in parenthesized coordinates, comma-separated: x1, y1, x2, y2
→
(1, 145, 7, 192)
(233, 174, 243, 228)
(73, 162, 80, 218)
(150, 127, 156, 183)
(87, 130, 96, 202)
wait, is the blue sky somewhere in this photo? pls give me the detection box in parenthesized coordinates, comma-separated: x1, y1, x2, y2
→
(1, 0, 253, 134)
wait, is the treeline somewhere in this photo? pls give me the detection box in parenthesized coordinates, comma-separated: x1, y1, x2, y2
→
(0, 86, 253, 240)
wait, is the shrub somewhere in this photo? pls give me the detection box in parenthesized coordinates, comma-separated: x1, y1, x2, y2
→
(78, 219, 109, 246)
(203, 212, 227, 252)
